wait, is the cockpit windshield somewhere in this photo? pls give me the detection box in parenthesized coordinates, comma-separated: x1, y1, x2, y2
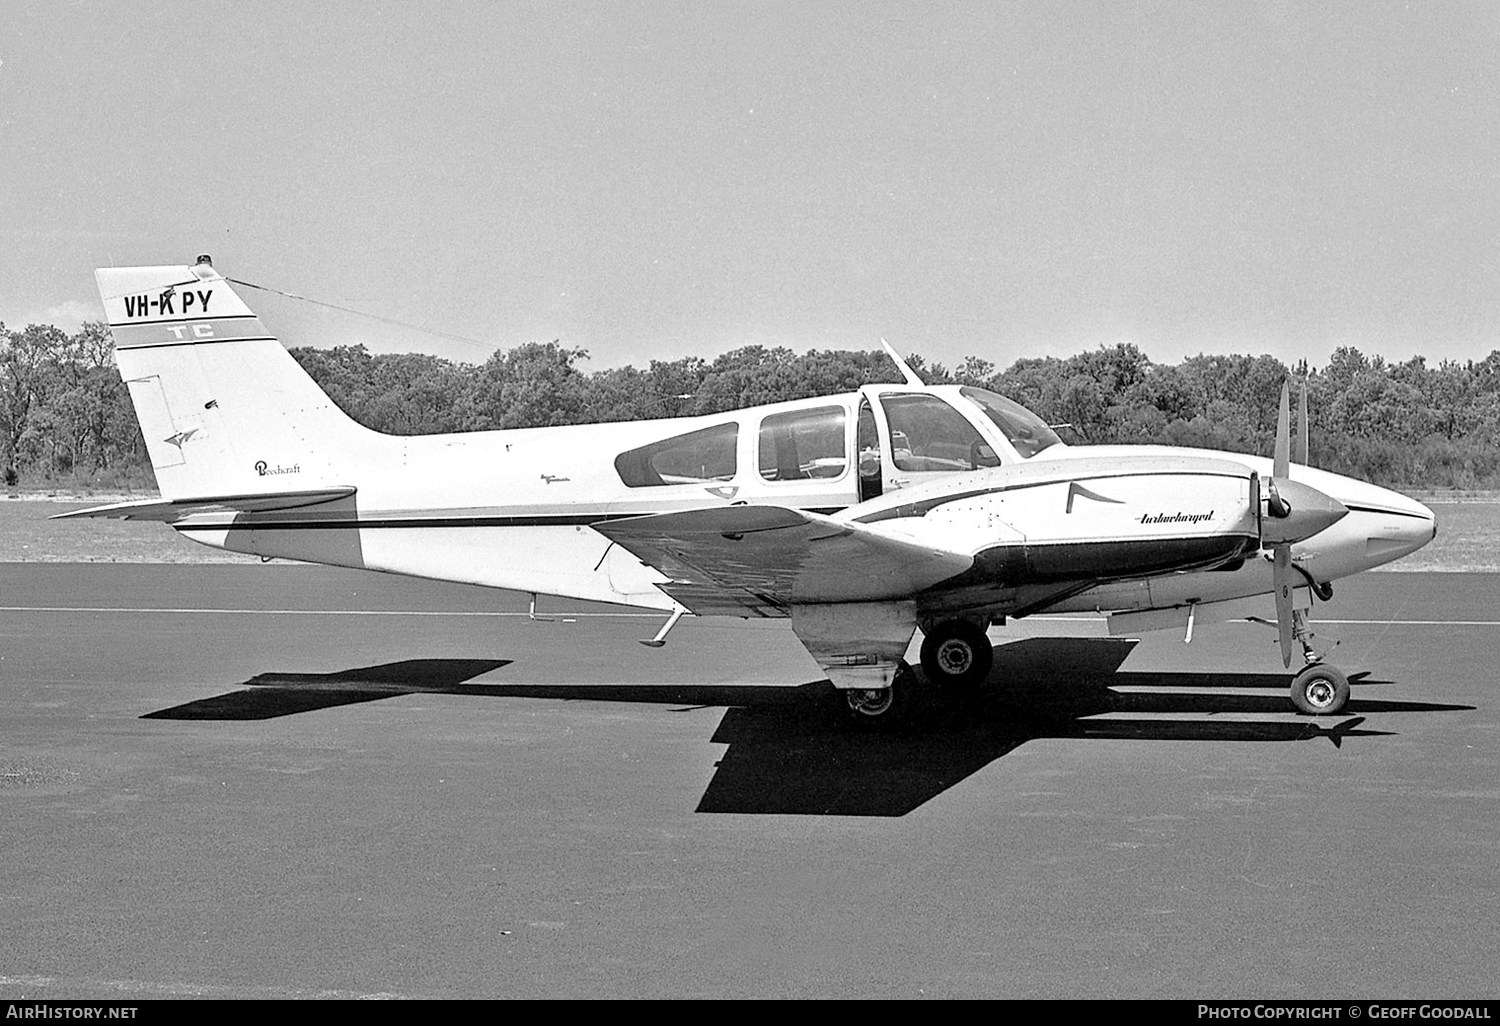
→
(958, 387, 1063, 459)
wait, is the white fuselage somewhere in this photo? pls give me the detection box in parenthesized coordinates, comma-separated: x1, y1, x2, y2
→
(169, 385, 1435, 621)
(91, 261, 1434, 627)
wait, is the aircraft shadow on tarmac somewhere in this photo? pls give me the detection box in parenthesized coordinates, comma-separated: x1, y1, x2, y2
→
(142, 659, 516, 719)
(144, 639, 1473, 816)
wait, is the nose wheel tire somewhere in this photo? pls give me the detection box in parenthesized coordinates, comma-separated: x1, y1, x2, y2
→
(1290, 664, 1350, 715)
(919, 620, 994, 688)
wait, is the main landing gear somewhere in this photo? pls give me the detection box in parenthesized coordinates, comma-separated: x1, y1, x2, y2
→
(844, 662, 914, 723)
(917, 619, 993, 689)
(842, 618, 997, 724)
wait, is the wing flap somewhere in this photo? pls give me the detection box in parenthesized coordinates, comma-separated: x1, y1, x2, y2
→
(595, 505, 973, 615)
(51, 487, 358, 523)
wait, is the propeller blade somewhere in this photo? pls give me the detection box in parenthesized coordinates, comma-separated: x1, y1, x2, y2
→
(1296, 380, 1309, 466)
(1274, 382, 1290, 480)
(1273, 543, 1294, 668)
(1250, 472, 1262, 537)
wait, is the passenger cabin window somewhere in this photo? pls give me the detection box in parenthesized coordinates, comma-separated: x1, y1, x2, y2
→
(615, 423, 738, 487)
(958, 387, 1062, 458)
(758, 406, 848, 482)
(882, 393, 1000, 472)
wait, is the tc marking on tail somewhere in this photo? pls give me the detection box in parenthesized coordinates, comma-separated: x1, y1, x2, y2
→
(165, 323, 217, 341)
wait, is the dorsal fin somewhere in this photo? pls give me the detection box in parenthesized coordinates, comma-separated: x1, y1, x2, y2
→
(880, 338, 925, 387)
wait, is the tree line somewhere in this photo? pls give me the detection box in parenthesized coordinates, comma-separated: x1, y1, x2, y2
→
(5, 318, 1499, 491)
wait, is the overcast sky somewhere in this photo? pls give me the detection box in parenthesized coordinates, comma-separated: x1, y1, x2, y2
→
(2, 1, 1496, 374)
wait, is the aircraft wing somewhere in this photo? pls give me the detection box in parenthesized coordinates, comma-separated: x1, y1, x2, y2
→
(51, 487, 357, 523)
(594, 505, 974, 617)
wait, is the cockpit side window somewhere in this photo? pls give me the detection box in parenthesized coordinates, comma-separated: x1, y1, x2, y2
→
(857, 400, 882, 501)
(881, 393, 1001, 472)
(958, 387, 1061, 458)
(615, 423, 738, 487)
(758, 406, 848, 482)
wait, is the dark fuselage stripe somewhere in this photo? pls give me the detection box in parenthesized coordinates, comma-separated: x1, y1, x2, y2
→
(853, 469, 1250, 523)
(1343, 503, 1433, 521)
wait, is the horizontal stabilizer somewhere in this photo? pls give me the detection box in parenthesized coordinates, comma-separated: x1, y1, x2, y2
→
(595, 504, 974, 615)
(51, 487, 357, 523)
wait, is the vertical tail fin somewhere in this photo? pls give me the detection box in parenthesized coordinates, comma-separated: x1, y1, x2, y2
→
(97, 257, 369, 499)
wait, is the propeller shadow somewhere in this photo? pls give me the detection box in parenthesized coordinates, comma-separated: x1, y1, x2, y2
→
(141, 638, 1470, 815)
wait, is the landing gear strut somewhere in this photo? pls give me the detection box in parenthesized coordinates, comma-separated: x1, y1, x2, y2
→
(918, 619, 993, 688)
(1286, 608, 1349, 715)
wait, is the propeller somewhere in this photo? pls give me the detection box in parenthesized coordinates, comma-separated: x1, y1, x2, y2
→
(1297, 379, 1309, 467)
(1259, 382, 1348, 667)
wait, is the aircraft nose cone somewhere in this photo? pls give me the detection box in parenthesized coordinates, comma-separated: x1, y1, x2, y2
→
(1263, 479, 1349, 545)
(1366, 496, 1437, 563)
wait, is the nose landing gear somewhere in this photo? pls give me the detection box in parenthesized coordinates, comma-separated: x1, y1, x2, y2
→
(1286, 608, 1349, 715)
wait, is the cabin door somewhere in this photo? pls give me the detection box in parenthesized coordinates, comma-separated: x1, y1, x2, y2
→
(863, 389, 1001, 493)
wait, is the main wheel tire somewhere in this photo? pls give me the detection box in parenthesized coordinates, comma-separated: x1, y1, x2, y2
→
(843, 663, 913, 724)
(919, 620, 994, 688)
(1290, 664, 1350, 716)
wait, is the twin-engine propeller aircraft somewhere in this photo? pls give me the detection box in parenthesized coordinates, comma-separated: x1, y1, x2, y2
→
(64, 257, 1437, 720)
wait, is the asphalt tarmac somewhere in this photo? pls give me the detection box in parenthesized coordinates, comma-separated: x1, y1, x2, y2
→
(0, 563, 1495, 999)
